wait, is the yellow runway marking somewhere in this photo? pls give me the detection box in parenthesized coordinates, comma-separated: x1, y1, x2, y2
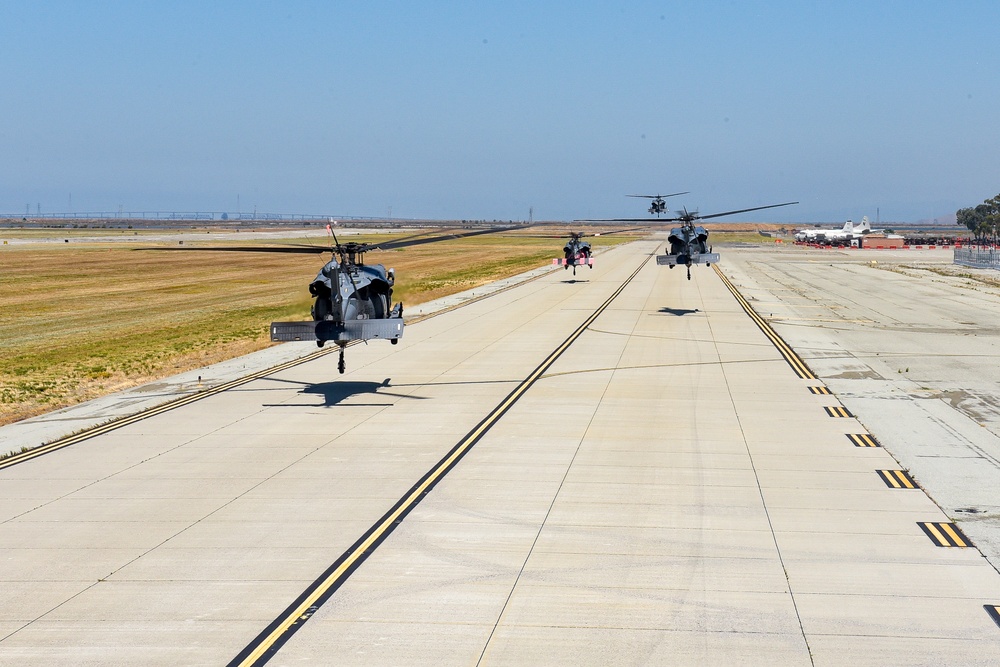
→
(918, 522, 972, 547)
(848, 433, 880, 447)
(228, 257, 651, 667)
(713, 266, 816, 379)
(877, 470, 917, 489)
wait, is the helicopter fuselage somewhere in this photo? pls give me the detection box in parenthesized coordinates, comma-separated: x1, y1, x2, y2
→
(309, 259, 395, 325)
(656, 221, 720, 278)
(271, 249, 403, 371)
(553, 237, 594, 275)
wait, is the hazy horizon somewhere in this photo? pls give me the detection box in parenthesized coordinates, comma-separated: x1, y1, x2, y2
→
(4, 2, 998, 224)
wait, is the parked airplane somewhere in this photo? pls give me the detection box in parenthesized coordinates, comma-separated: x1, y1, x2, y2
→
(795, 217, 872, 243)
(822, 216, 873, 243)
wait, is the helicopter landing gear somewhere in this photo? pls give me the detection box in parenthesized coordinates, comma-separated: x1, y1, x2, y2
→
(338, 346, 346, 374)
(316, 340, 325, 348)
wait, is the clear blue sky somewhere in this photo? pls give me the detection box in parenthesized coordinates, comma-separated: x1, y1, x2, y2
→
(3, 1, 997, 223)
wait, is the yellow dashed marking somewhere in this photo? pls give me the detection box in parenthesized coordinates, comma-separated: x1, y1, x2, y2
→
(877, 470, 917, 489)
(918, 522, 972, 547)
(847, 433, 880, 447)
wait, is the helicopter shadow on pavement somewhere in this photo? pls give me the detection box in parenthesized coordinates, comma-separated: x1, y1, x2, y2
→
(656, 307, 700, 316)
(262, 377, 428, 407)
(560, 279, 590, 284)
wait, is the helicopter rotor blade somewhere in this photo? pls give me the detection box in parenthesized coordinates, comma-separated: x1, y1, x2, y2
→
(575, 202, 797, 224)
(692, 202, 799, 221)
(626, 191, 689, 199)
(137, 245, 331, 254)
(135, 223, 528, 255)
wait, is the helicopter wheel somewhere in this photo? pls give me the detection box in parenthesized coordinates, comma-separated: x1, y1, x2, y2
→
(338, 347, 346, 374)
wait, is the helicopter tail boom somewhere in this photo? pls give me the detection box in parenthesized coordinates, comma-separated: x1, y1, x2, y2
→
(270, 318, 404, 344)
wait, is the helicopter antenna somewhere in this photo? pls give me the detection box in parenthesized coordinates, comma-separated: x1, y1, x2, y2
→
(326, 221, 340, 253)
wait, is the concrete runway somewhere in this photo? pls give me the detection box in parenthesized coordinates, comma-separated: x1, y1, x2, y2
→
(2, 240, 1000, 665)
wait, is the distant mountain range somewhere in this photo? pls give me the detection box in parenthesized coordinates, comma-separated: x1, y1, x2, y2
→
(915, 212, 958, 225)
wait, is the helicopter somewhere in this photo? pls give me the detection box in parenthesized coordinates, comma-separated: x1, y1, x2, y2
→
(654, 203, 798, 279)
(269, 229, 403, 374)
(626, 191, 689, 216)
(552, 231, 593, 275)
(576, 201, 798, 279)
(144, 222, 525, 373)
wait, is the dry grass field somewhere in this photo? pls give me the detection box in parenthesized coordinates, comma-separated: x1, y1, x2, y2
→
(0, 227, 638, 425)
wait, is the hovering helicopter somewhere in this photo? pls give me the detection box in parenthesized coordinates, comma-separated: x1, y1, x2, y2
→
(269, 229, 403, 373)
(577, 201, 798, 279)
(626, 191, 689, 216)
(552, 232, 594, 275)
(143, 222, 530, 372)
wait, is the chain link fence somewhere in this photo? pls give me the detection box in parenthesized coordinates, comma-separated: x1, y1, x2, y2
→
(954, 246, 1000, 269)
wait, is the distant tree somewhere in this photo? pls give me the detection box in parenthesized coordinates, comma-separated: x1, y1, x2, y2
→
(957, 195, 1000, 243)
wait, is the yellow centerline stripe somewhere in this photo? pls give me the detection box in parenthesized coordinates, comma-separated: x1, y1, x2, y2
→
(232, 256, 650, 667)
(239, 367, 551, 666)
(713, 266, 816, 379)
